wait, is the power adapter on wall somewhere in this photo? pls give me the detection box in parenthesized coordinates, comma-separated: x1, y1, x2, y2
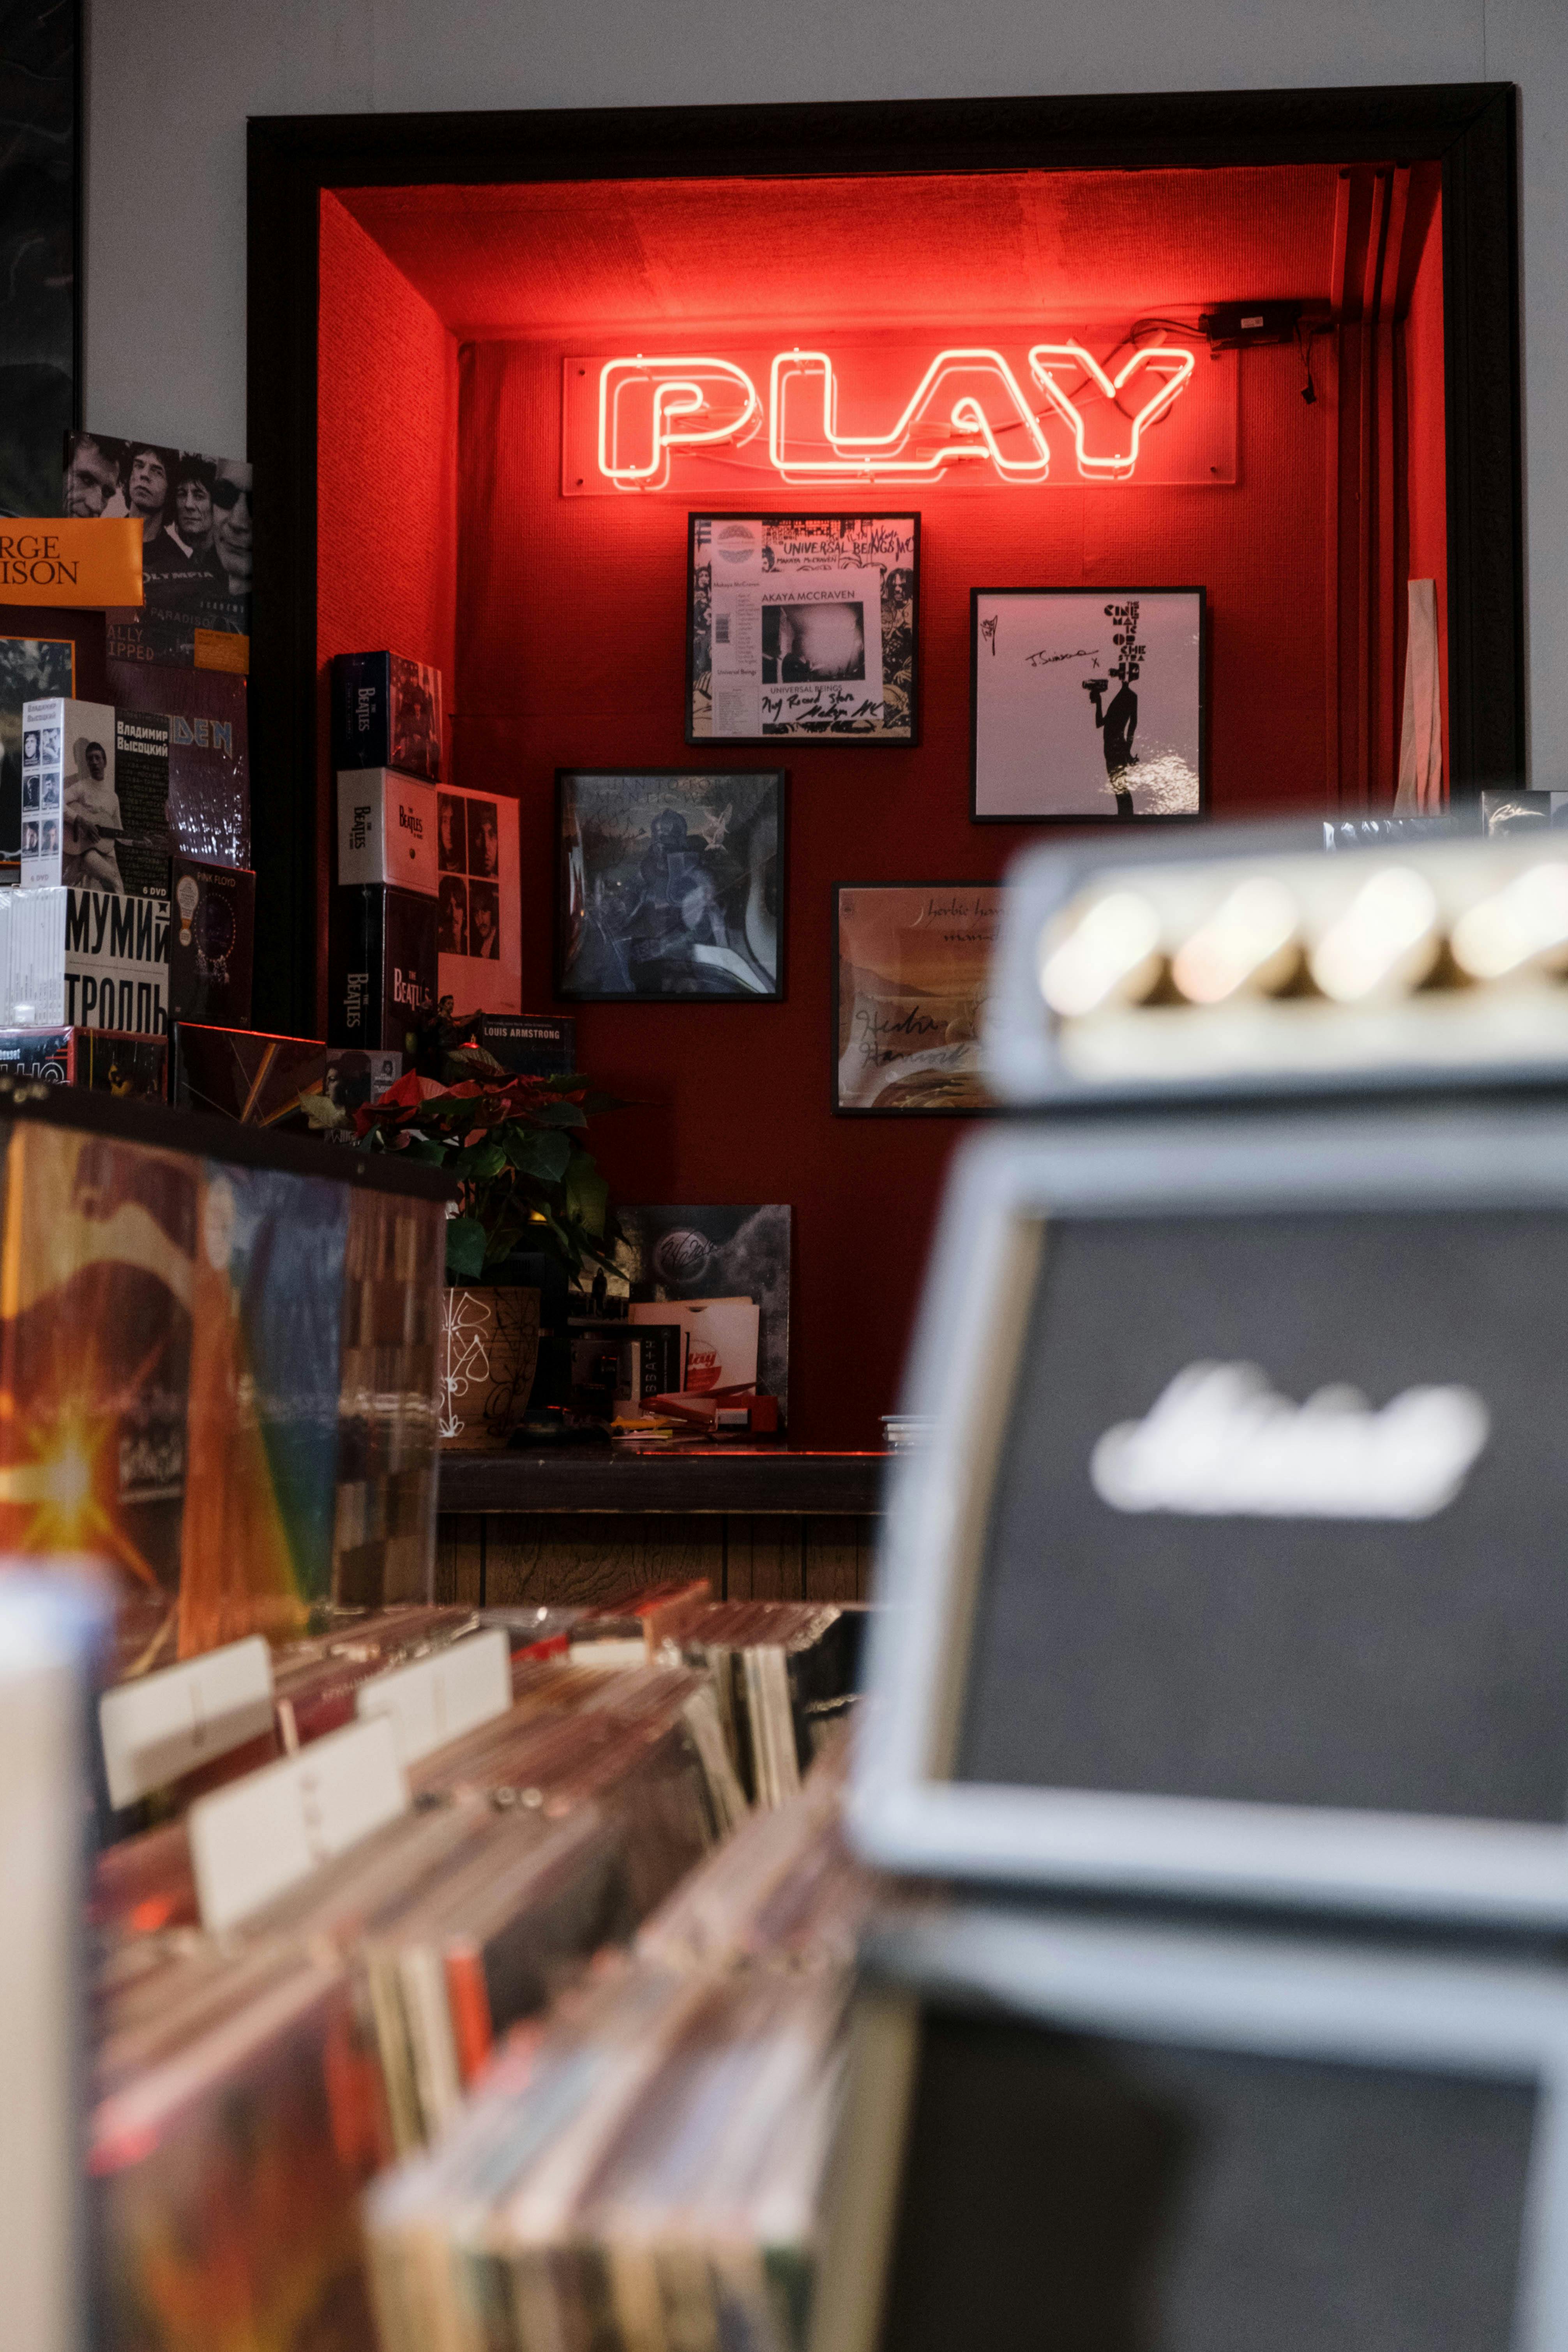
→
(1197, 299, 1307, 349)
(1197, 300, 1329, 403)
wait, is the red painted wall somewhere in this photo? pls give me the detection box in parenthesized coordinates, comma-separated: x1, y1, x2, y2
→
(317, 179, 1371, 1447)
(450, 334, 1330, 1444)
(317, 193, 459, 1010)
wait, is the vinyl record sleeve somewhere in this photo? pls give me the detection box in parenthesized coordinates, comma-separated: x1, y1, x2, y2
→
(434, 784, 518, 1016)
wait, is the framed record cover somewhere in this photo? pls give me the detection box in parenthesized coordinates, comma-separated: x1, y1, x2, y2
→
(557, 769, 785, 1002)
(835, 883, 1005, 1113)
(971, 586, 1206, 821)
(689, 514, 918, 745)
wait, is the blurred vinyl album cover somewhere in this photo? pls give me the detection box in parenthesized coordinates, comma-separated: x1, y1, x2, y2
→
(0, 0, 77, 520)
(600, 1205, 791, 1420)
(0, 632, 74, 853)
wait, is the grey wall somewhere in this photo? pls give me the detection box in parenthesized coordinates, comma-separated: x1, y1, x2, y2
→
(83, 0, 1567, 775)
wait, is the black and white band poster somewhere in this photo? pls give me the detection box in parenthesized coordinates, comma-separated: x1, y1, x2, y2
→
(689, 513, 918, 745)
(971, 586, 1206, 822)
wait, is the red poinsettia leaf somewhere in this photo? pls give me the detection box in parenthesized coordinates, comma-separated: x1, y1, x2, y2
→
(374, 1071, 449, 1110)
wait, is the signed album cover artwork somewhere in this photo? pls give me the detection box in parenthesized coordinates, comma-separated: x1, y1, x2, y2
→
(835, 883, 1006, 1113)
(689, 513, 918, 745)
(557, 769, 785, 1002)
(971, 586, 1206, 821)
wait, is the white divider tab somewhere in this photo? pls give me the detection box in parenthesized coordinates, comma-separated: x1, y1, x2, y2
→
(355, 1628, 510, 1766)
(99, 1635, 275, 1812)
(188, 1715, 408, 1934)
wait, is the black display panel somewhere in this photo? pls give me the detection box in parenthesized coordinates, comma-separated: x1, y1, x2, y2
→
(959, 1207, 1568, 1823)
(876, 2008, 1535, 2352)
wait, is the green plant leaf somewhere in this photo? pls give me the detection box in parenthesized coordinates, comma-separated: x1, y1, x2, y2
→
(445, 1214, 488, 1282)
(505, 1127, 573, 1181)
(530, 1098, 589, 1129)
(399, 1135, 449, 1167)
(463, 1142, 509, 1180)
(563, 1157, 609, 1236)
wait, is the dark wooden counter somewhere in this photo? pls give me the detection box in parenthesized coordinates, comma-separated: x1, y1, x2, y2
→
(436, 1446, 890, 1611)
(438, 1445, 888, 1518)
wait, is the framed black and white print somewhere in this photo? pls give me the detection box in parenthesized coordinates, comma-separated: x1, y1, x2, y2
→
(688, 514, 919, 745)
(556, 768, 786, 1002)
(971, 586, 1206, 822)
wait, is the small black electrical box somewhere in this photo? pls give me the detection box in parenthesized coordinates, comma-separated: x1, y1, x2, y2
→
(1199, 299, 1304, 349)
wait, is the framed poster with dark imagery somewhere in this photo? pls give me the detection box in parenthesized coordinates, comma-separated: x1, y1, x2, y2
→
(971, 586, 1206, 822)
(688, 514, 918, 745)
(556, 769, 786, 1002)
(835, 883, 1006, 1114)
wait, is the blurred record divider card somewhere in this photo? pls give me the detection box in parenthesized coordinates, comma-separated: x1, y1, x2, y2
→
(187, 1715, 408, 1934)
(353, 1629, 512, 1769)
(98, 1634, 274, 1813)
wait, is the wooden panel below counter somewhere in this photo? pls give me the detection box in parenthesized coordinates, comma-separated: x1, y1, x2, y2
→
(435, 1448, 887, 1610)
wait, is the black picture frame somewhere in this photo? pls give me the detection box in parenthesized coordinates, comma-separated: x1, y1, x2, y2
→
(554, 767, 788, 1005)
(250, 85, 1522, 1038)
(832, 879, 1006, 1117)
(685, 511, 921, 749)
(970, 584, 1208, 825)
(0, 0, 81, 520)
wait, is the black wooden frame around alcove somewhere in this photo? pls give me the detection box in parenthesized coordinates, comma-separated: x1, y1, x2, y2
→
(247, 83, 1523, 1039)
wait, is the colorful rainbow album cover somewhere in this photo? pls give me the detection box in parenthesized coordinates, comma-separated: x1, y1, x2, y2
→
(0, 1122, 196, 1672)
(178, 1162, 350, 1655)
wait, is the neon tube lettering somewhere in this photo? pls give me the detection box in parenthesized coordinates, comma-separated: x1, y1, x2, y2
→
(593, 341, 1197, 487)
(1027, 342, 1196, 481)
(768, 348, 1052, 483)
(597, 357, 762, 489)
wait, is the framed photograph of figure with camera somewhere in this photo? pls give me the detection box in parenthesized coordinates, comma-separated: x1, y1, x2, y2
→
(971, 586, 1207, 822)
(555, 768, 786, 1002)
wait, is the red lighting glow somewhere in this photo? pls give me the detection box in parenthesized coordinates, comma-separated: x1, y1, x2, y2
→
(595, 339, 1197, 489)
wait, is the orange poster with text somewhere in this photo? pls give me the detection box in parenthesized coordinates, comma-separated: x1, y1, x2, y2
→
(0, 518, 143, 606)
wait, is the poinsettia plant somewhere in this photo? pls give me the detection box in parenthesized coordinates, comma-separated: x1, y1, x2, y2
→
(332, 1047, 623, 1284)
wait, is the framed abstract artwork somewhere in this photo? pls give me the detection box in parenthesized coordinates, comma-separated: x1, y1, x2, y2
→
(556, 768, 786, 1002)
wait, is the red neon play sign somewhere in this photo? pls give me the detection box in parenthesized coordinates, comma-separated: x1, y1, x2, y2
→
(583, 339, 1200, 491)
